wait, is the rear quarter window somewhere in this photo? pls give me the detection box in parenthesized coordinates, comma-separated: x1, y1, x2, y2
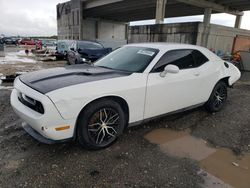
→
(192, 50, 209, 67)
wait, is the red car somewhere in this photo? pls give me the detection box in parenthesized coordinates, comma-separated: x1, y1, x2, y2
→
(19, 38, 41, 46)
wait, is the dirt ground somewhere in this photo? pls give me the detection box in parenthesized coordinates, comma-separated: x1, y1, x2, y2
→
(0, 46, 250, 187)
(0, 89, 203, 188)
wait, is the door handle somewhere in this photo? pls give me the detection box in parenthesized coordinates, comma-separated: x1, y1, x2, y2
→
(194, 72, 200, 76)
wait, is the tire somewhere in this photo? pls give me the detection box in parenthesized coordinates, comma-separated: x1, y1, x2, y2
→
(205, 81, 227, 113)
(77, 99, 126, 150)
(66, 55, 71, 65)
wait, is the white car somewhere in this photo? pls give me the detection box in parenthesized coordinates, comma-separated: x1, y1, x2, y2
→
(11, 43, 241, 149)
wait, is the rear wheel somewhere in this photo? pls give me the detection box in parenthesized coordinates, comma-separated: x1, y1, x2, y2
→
(77, 99, 126, 150)
(205, 81, 227, 112)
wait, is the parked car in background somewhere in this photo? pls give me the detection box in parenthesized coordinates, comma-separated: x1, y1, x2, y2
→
(3, 37, 18, 45)
(0, 39, 4, 52)
(11, 43, 241, 150)
(55, 40, 74, 60)
(67, 40, 112, 65)
(41, 39, 57, 49)
(19, 38, 39, 46)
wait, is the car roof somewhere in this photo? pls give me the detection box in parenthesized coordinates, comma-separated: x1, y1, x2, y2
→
(126, 42, 204, 50)
(126, 42, 221, 61)
(77, 40, 101, 44)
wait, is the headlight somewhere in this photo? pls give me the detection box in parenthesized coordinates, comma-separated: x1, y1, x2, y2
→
(82, 58, 91, 64)
(18, 92, 45, 114)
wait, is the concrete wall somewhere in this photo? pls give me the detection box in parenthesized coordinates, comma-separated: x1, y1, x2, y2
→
(81, 19, 126, 40)
(197, 23, 250, 53)
(57, 0, 81, 40)
(57, 0, 127, 49)
(81, 19, 127, 49)
(128, 22, 199, 45)
(128, 22, 250, 53)
(57, 1, 72, 40)
(81, 19, 96, 40)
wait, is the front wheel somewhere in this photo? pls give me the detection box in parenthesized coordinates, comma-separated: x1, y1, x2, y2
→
(205, 81, 227, 112)
(77, 99, 126, 150)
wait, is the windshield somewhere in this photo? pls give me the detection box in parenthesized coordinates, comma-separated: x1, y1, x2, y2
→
(95, 46, 159, 73)
(78, 41, 103, 50)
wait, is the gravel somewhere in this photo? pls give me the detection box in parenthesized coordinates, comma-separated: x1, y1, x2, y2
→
(0, 90, 203, 188)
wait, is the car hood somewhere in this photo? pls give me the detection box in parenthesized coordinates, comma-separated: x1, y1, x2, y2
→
(79, 48, 112, 58)
(19, 64, 131, 94)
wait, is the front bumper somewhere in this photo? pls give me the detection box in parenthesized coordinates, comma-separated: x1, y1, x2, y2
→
(11, 78, 76, 141)
(22, 122, 72, 144)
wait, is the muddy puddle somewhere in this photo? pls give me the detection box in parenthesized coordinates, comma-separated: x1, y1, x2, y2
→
(201, 149, 250, 188)
(145, 128, 250, 188)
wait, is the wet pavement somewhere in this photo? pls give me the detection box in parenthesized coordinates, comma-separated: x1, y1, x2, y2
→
(145, 128, 250, 188)
(0, 46, 64, 76)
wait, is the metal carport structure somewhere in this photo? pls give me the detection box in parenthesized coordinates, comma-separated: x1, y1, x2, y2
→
(82, 0, 250, 28)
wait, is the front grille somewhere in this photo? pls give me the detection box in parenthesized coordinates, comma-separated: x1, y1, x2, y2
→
(18, 93, 44, 114)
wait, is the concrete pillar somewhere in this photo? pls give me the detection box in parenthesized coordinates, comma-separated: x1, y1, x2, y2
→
(155, 0, 167, 24)
(234, 15, 242, 29)
(203, 8, 212, 26)
(200, 8, 212, 48)
(79, 2, 83, 40)
(95, 20, 99, 39)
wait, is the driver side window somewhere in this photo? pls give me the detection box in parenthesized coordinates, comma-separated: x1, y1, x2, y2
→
(152, 49, 196, 72)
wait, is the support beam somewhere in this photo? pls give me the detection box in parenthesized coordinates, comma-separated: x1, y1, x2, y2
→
(176, 0, 244, 16)
(203, 8, 212, 26)
(85, 0, 124, 9)
(155, 0, 167, 24)
(234, 15, 242, 29)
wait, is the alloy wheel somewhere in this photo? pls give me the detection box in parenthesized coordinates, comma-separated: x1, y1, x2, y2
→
(87, 108, 120, 146)
(213, 85, 227, 110)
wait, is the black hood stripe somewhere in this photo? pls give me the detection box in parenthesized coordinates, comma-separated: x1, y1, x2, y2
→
(20, 64, 131, 94)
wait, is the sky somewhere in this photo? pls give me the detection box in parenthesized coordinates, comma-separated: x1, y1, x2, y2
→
(0, 0, 249, 37)
(0, 0, 65, 36)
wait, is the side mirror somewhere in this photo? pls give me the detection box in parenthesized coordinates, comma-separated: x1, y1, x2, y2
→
(160, 64, 179, 77)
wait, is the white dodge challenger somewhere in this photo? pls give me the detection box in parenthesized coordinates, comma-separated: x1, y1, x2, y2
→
(11, 43, 241, 149)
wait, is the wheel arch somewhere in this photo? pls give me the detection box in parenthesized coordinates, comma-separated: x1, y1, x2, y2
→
(73, 95, 130, 140)
(219, 76, 230, 87)
(206, 76, 230, 103)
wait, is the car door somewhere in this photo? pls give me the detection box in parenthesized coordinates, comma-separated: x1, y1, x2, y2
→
(144, 49, 203, 119)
